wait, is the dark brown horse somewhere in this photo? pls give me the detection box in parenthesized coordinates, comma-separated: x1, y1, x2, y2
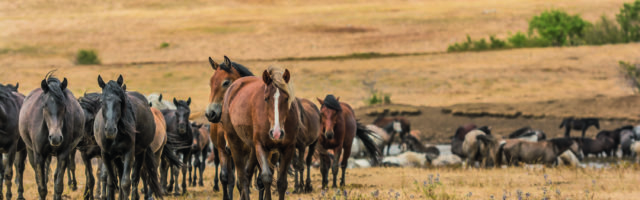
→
(162, 98, 193, 195)
(75, 92, 105, 199)
(189, 122, 210, 187)
(204, 56, 253, 199)
(19, 74, 84, 200)
(451, 124, 477, 159)
(559, 117, 600, 138)
(317, 95, 380, 189)
(373, 113, 410, 155)
(0, 83, 26, 200)
(221, 66, 300, 200)
(94, 75, 163, 199)
(292, 98, 321, 194)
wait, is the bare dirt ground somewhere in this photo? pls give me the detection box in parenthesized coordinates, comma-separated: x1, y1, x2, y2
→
(4, 0, 640, 199)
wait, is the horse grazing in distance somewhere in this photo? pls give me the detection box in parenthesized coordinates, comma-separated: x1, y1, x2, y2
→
(93, 75, 163, 199)
(204, 55, 253, 199)
(189, 122, 210, 187)
(502, 138, 584, 167)
(559, 117, 600, 138)
(221, 66, 301, 200)
(19, 74, 84, 200)
(451, 124, 477, 159)
(572, 137, 614, 157)
(373, 113, 410, 156)
(0, 83, 26, 200)
(317, 94, 381, 189)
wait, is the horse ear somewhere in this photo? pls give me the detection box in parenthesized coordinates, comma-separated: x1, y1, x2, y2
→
(122, 84, 127, 91)
(41, 79, 49, 93)
(316, 97, 323, 105)
(97, 75, 106, 89)
(221, 55, 232, 71)
(60, 78, 68, 91)
(173, 98, 178, 105)
(117, 75, 124, 86)
(209, 57, 219, 70)
(149, 102, 153, 107)
(283, 69, 291, 83)
(336, 96, 340, 102)
(262, 70, 272, 85)
(187, 97, 191, 106)
(158, 94, 163, 101)
(14, 82, 19, 90)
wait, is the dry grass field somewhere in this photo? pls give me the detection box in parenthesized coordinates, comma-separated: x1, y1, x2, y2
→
(4, 0, 640, 199)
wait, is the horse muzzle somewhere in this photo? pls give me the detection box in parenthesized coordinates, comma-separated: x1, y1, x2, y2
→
(205, 103, 222, 123)
(105, 126, 118, 139)
(48, 134, 64, 147)
(324, 131, 335, 140)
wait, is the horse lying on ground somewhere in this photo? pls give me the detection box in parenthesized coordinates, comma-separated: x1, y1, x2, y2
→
(502, 138, 584, 167)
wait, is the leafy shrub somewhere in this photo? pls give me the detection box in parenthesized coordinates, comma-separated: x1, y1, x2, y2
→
(583, 16, 625, 45)
(620, 61, 640, 92)
(528, 10, 590, 46)
(366, 93, 391, 105)
(447, 35, 509, 52)
(507, 32, 551, 48)
(489, 36, 507, 49)
(76, 49, 100, 65)
(447, 35, 473, 52)
(160, 42, 170, 48)
(617, 0, 640, 42)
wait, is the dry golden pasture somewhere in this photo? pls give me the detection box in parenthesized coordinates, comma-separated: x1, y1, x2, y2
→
(4, 0, 640, 199)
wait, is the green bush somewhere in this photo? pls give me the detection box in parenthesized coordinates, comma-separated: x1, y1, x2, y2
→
(160, 42, 170, 48)
(583, 16, 625, 45)
(489, 36, 507, 49)
(507, 32, 551, 48)
(447, 35, 473, 52)
(76, 49, 100, 65)
(366, 93, 391, 105)
(617, 0, 640, 42)
(447, 35, 509, 52)
(528, 10, 590, 46)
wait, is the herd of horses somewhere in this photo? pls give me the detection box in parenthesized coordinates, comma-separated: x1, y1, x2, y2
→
(450, 118, 640, 168)
(3, 56, 640, 200)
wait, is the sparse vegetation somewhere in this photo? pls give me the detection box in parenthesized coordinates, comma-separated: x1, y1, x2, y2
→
(617, 0, 640, 42)
(159, 42, 170, 48)
(582, 16, 625, 45)
(619, 61, 640, 92)
(528, 10, 590, 46)
(75, 49, 100, 65)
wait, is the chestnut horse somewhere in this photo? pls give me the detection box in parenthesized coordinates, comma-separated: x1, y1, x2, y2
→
(292, 98, 320, 194)
(19, 74, 84, 200)
(204, 55, 253, 199)
(317, 95, 381, 189)
(221, 66, 300, 200)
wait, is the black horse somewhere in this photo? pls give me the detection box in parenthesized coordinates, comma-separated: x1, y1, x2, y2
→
(72, 92, 106, 199)
(94, 75, 163, 199)
(559, 117, 600, 138)
(189, 122, 210, 187)
(595, 125, 634, 156)
(19, 74, 84, 200)
(0, 83, 27, 200)
(162, 98, 193, 195)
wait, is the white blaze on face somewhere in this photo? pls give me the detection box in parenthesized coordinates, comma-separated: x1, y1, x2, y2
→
(272, 88, 282, 139)
(393, 121, 402, 133)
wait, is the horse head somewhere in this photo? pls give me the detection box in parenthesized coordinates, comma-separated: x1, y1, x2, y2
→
(41, 75, 68, 146)
(205, 56, 253, 123)
(262, 67, 292, 140)
(97, 75, 129, 139)
(317, 94, 341, 140)
(173, 97, 192, 135)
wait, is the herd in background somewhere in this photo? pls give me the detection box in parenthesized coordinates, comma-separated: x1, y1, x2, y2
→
(3, 56, 640, 200)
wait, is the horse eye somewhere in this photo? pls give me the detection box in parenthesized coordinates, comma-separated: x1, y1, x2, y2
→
(222, 80, 231, 87)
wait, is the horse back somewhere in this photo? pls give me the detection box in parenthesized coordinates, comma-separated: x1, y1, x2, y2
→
(127, 92, 156, 149)
(221, 76, 263, 144)
(149, 107, 167, 153)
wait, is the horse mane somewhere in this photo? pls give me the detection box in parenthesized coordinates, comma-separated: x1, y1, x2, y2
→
(0, 84, 13, 100)
(43, 74, 67, 104)
(508, 126, 532, 138)
(549, 137, 575, 149)
(221, 61, 254, 77)
(267, 66, 294, 107)
(322, 94, 342, 112)
(103, 81, 137, 138)
(78, 92, 102, 115)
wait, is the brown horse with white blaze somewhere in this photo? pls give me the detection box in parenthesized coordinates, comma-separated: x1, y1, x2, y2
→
(316, 95, 380, 189)
(204, 55, 254, 199)
(221, 66, 300, 200)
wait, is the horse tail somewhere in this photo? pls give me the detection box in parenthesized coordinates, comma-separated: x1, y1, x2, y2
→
(355, 121, 382, 166)
(142, 147, 164, 199)
(162, 145, 183, 168)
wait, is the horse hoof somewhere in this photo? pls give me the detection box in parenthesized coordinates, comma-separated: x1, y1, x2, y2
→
(213, 185, 219, 192)
(304, 186, 313, 193)
(199, 182, 204, 187)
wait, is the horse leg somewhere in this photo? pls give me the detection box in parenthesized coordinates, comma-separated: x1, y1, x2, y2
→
(339, 145, 352, 187)
(80, 151, 95, 200)
(386, 133, 395, 156)
(188, 151, 193, 187)
(191, 151, 198, 187)
(317, 148, 331, 189)
(170, 159, 179, 195)
(292, 146, 304, 194)
(255, 144, 273, 200)
(330, 147, 343, 188)
(160, 157, 169, 192)
(67, 149, 78, 191)
(95, 159, 102, 199)
(15, 149, 26, 200)
(199, 149, 207, 187)
(30, 150, 48, 200)
(244, 149, 259, 198)
(304, 141, 317, 193)
(181, 152, 190, 195)
(0, 153, 5, 199)
(130, 153, 144, 200)
(227, 143, 248, 200)
(212, 147, 220, 192)
(277, 148, 295, 200)
(119, 151, 134, 200)
(219, 146, 235, 200)
(581, 128, 586, 139)
(53, 153, 70, 200)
